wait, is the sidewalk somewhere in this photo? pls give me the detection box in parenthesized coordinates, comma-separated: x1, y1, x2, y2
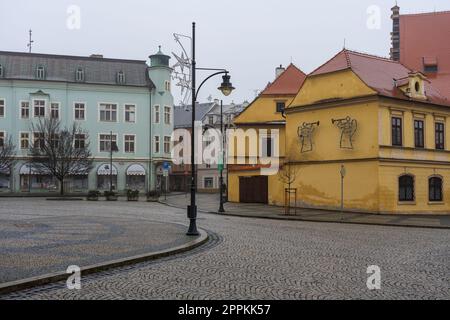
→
(162, 193, 450, 229)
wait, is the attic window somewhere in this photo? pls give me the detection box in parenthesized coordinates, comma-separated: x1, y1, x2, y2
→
(415, 81, 421, 93)
(0, 64, 4, 78)
(117, 71, 125, 84)
(424, 65, 438, 73)
(75, 68, 85, 82)
(36, 65, 46, 80)
(276, 101, 286, 113)
(423, 57, 438, 73)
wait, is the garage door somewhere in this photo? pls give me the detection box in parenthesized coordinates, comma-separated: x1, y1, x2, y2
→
(239, 176, 268, 204)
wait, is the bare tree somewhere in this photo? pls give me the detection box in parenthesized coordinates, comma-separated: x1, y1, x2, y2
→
(0, 135, 16, 175)
(29, 118, 93, 195)
(278, 162, 299, 191)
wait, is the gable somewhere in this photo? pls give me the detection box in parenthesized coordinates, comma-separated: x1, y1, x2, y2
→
(234, 95, 293, 124)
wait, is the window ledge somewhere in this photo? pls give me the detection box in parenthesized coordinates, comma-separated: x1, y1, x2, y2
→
(428, 201, 445, 205)
(398, 201, 416, 206)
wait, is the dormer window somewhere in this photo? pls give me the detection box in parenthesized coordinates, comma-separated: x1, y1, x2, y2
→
(116, 71, 125, 84)
(0, 64, 4, 78)
(423, 57, 438, 73)
(395, 72, 427, 100)
(36, 65, 46, 80)
(75, 68, 85, 82)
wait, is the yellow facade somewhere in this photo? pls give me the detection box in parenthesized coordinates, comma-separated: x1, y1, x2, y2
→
(229, 67, 450, 215)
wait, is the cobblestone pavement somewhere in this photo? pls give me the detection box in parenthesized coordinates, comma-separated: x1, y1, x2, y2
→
(0, 199, 196, 283)
(1, 198, 449, 300)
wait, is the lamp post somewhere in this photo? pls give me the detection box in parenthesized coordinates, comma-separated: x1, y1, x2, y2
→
(109, 131, 118, 193)
(218, 100, 225, 213)
(340, 164, 346, 220)
(185, 22, 235, 236)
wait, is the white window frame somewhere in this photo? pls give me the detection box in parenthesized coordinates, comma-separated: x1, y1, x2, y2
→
(74, 133, 86, 149)
(19, 131, 30, 150)
(124, 104, 137, 124)
(73, 102, 86, 121)
(124, 134, 136, 153)
(33, 99, 46, 118)
(154, 105, 160, 124)
(32, 131, 45, 150)
(20, 101, 30, 119)
(98, 133, 118, 153)
(50, 102, 60, 120)
(154, 135, 160, 153)
(75, 68, 84, 82)
(165, 81, 171, 92)
(163, 135, 171, 154)
(98, 103, 118, 123)
(164, 106, 171, 125)
(117, 71, 125, 84)
(0, 99, 5, 118)
(0, 131, 5, 148)
(36, 66, 45, 80)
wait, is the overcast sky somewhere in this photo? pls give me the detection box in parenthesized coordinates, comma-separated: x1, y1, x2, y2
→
(1, 0, 449, 105)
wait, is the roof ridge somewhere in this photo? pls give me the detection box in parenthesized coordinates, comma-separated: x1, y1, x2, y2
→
(401, 10, 450, 17)
(287, 63, 307, 76)
(344, 49, 400, 64)
(308, 49, 347, 75)
(0, 50, 147, 64)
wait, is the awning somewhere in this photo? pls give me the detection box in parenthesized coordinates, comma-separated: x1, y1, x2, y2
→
(126, 164, 146, 176)
(19, 163, 51, 175)
(97, 164, 118, 176)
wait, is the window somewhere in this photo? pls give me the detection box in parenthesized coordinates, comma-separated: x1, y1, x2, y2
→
(21, 102, 30, 119)
(154, 136, 160, 153)
(33, 100, 46, 118)
(0, 64, 3, 78)
(204, 177, 214, 189)
(116, 71, 125, 84)
(392, 117, 403, 146)
(36, 66, 46, 79)
(435, 122, 445, 150)
(276, 101, 285, 113)
(125, 105, 136, 123)
(50, 133, 59, 148)
(414, 120, 424, 148)
(424, 65, 438, 73)
(0, 99, 4, 118)
(164, 106, 171, 124)
(124, 135, 135, 153)
(50, 103, 60, 119)
(33, 132, 45, 150)
(75, 68, 85, 82)
(429, 177, 443, 202)
(99, 103, 117, 122)
(154, 106, 160, 123)
(20, 132, 29, 150)
(74, 134, 86, 149)
(164, 136, 171, 154)
(261, 137, 273, 157)
(99, 134, 117, 152)
(208, 115, 214, 125)
(74, 103, 85, 120)
(399, 175, 415, 202)
(165, 81, 171, 92)
(0, 132, 4, 147)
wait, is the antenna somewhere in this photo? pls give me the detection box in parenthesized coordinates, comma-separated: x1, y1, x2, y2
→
(27, 29, 34, 53)
(343, 38, 346, 49)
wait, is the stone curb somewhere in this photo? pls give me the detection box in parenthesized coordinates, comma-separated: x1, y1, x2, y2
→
(160, 201, 450, 230)
(0, 227, 208, 296)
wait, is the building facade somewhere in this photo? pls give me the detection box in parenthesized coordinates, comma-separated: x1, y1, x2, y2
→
(0, 48, 173, 193)
(229, 50, 450, 215)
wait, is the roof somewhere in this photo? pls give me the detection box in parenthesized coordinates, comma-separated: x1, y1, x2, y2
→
(174, 102, 216, 128)
(398, 10, 450, 100)
(310, 49, 450, 106)
(0, 51, 154, 88)
(261, 64, 306, 95)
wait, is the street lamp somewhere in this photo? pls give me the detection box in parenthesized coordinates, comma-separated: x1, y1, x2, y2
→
(183, 22, 235, 236)
(109, 131, 119, 193)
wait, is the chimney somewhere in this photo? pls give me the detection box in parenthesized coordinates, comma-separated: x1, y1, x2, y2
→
(390, 5, 400, 61)
(90, 54, 103, 59)
(275, 65, 285, 79)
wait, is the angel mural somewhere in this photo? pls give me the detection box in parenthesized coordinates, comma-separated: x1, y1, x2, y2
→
(298, 122, 320, 153)
(332, 117, 358, 149)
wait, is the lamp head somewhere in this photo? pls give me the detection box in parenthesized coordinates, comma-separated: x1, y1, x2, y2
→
(218, 73, 235, 97)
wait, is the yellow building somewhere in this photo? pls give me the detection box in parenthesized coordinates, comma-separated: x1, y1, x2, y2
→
(228, 64, 306, 204)
(230, 50, 450, 215)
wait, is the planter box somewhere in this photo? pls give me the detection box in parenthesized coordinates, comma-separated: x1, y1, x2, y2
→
(106, 195, 118, 201)
(147, 197, 159, 202)
(87, 196, 99, 201)
(127, 197, 139, 202)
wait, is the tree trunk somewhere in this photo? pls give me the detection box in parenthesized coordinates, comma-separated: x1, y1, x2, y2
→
(60, 178, 64, 196)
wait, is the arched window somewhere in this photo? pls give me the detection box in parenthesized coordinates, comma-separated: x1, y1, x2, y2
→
(75, 67, 85, 82)
(36, 65, 46, 80)
(399, 175, 415, 202)
(116, 71, 125, 84)
(429, 176, 443, 202)
(0, 64, 4, 78)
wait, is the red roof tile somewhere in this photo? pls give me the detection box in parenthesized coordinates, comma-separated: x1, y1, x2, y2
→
(310, 49, 450, 107)
(261, 64, 306, 95)
(399, 11, 450, 100)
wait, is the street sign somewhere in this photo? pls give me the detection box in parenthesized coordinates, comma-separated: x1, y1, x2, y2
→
(163, 162, 170, 170)
(163, 170, 169, 177)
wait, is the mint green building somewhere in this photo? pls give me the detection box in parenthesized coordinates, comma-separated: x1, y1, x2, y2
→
(0, 48, 174, 193)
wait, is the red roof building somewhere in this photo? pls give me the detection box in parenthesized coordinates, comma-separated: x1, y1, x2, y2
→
(390, 6, 450, 100)
(310, 49, 449, 107)
(261, 64, 306, 96)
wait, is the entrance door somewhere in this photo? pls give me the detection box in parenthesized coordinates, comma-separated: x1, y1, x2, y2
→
(239, 176, 268, 204)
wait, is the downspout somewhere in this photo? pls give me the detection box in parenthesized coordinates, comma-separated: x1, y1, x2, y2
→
(148, 87, 152, 193)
